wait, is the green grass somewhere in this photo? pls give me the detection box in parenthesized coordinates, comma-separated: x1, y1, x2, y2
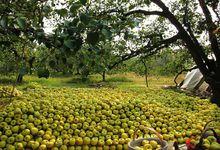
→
(0, 73, 179, 89)
(0, 72, 183, 90)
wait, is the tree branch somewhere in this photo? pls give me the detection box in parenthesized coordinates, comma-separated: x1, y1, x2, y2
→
(97, 9, 123, 18)
(151, 0, 211, 78)
(108, 34, 180, 70)
(212, 7, 220, 24)
(198, 0, 220, 64)
(182, 0, 198, 43)
(125, 9, 165, 17)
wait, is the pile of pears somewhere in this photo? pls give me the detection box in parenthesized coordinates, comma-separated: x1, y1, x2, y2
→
(0, 86, 219, 149)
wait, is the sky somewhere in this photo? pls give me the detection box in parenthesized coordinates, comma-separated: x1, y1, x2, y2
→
(44, 0, 66, 33)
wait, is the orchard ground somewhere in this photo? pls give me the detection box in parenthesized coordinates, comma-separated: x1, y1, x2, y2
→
(0, 73, 179, 89)
(0, 73, 219, 149)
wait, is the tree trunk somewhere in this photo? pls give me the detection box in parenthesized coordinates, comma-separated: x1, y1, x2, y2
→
(210, 85, 220, 107)
(102, 71, 106, 82)
(28, 57, 35, 75)
(141, 59, 149, 87)
(29, 68, 32, 75)
(81, 69, 89, 82)
(16, 74, 23, 83)
(144, 67, 148, 87)
(75, 67, 81, 75)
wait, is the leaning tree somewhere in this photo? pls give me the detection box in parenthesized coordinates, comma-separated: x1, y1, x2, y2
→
(88, 0, 220, 105)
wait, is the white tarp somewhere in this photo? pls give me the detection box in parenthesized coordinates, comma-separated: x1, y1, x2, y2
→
(180, 53, 214, 91)
(181, 68, 204, 90)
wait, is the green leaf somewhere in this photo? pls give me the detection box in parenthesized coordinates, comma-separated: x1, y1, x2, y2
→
(77, 22, 85, 29)
(124, 31, 129, 40)
(79, 0, 87, 5)
(129, 5, 136, 10)
(0, 16, 8, 28)
(144, 0, 150, 5)
(43, 5, 52, 14)
(64, 39, 75, 49)
(62, 57, 67, 64)
(16, 17, 26, 29)
(70, 2, 81, 15)
(80, 13, 90, 25)
(49, 60, 56, 68)
(92, 45, 100, 52)
(55, 39, 62, 47)
(86, 32, 99, 45)
(57, 8, 68, 17)
(72, 18, 80, 26)
(101, 29, 112, 40)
